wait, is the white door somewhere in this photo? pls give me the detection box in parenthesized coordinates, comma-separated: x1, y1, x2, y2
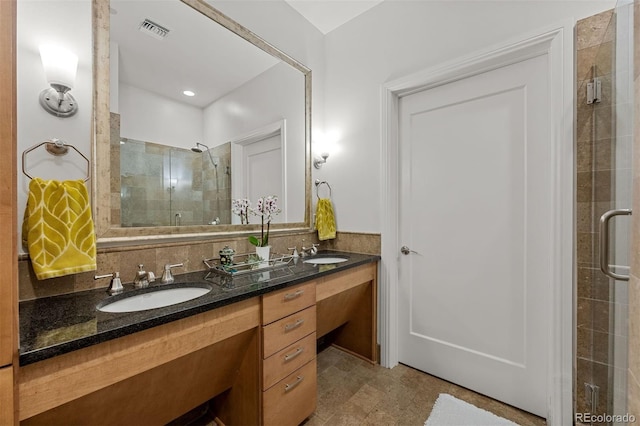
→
(244, 133, 282, 203)
(398, 54, 550, 417)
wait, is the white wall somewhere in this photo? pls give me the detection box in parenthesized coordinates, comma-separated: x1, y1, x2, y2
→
(320, 0, 616, 233)
(203, 62, 306, 222)
(17, 0, 93, 254)
(118, 83, 204, 148)
(210, 0, 326, 146)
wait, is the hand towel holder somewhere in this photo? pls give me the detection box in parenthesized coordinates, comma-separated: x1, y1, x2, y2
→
(315, 179, 331, 199)
(22, 138, 90, 182)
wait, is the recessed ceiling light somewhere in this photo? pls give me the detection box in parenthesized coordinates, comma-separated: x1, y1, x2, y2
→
(183, 90, 195, 97)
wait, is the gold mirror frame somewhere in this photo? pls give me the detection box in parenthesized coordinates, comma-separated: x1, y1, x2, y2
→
(92, 0, 312, 247)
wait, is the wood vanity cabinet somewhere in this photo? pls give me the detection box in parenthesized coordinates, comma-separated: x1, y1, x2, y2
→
(1, 0, 18, 424)
(18, 298, 262, 425)
(316, 262, 378, 363)
(261, 281, 317, 426)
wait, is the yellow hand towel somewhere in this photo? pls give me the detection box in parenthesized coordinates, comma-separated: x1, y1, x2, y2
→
(315, 198, 336, 241)
(22, 178, 97, 280)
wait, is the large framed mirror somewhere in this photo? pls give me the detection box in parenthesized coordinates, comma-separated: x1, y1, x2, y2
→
(93, 0, 311, 245)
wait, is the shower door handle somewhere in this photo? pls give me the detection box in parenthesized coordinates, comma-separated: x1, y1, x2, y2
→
(599, 208, 632, 281)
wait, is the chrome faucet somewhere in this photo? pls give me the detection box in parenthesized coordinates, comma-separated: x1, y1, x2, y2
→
(161, 263, 184, 284)
(133, 264, 155, 288)
(95, 271, 123, 295)
(300, 243, 320, 257)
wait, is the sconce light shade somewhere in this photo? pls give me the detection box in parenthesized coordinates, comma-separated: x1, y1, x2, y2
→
(39, 44, 79, 117)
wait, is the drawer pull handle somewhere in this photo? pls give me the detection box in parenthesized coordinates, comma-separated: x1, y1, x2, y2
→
(284, 319, 304, 331)
(284, 347, 304, 361)
(284, 375, 304, 392)
(283, 289, 305, 301)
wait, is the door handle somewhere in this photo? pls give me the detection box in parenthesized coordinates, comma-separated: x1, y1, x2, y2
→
(599, 208, 632, 281)
(401, 246, 418, 255)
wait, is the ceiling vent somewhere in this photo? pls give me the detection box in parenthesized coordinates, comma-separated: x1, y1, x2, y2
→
(138, 19, 170, 40)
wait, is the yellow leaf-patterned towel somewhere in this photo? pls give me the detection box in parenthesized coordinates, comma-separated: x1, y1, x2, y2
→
(22, 178, 97, 280)
(315, 198, 336, 241)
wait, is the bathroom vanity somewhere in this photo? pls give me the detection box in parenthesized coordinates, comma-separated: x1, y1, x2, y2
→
(17, 251, 379, 425)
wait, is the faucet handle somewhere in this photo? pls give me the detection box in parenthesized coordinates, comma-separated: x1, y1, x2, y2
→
(134, 264, 145, 283)
(95, 272, 123, 295)
(161, 263, 184, 284)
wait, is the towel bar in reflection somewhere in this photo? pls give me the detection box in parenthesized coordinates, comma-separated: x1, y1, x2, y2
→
(22, 138, 90, 182)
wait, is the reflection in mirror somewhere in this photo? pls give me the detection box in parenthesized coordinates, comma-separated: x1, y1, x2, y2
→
(119, 137, 231, 227)
(94, 0, 311, 241)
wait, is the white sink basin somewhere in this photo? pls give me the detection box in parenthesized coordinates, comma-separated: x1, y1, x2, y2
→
(303, 256, 349, 265)
(98, 285, 211, 313)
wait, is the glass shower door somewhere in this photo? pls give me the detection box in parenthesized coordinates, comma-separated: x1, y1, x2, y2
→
(582, 1, 634, 424)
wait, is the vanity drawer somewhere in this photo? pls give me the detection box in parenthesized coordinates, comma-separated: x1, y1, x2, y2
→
(262, 281, 316, 325)
(263, 332, 316, 390)
(263, 306, 316, 358)
(262, 358, 317, 426)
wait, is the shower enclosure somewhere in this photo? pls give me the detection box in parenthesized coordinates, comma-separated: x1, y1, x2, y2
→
(576, 1, 634, 423)
(119, 138, 232, 227)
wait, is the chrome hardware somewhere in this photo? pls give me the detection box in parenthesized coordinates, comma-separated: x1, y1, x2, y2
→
(161, 263, 184, 284)
(599, 209, 632, 281)
(587, 77, 602, 104)
(314, 179, 332, 199)
(284, 376, 304, 392)
(284, 319, 305, 331)
(585, 383, 600, 413)
(283, 289, 304, 301)
(288, 246, 299, 257)
(133, 264, 155, 288)
(301, 243, 320, 257)
(95, 272, 123, 295)
(284, 347, 304, 361)
(400, 246, 418, 255)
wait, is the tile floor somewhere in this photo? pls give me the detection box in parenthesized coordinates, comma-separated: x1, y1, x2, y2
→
(305, 346, 547, 426)
(182, 345, 547, 426)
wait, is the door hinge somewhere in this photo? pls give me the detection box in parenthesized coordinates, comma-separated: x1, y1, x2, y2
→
(586, 78, 602, 104)
(584, 382, 600, 413)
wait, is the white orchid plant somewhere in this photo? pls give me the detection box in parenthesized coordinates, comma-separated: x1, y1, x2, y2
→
(233, 195, 281, 247)
(232, 198, 251, 224)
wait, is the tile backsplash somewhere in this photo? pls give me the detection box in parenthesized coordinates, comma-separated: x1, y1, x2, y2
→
(18, 231, 380, 301)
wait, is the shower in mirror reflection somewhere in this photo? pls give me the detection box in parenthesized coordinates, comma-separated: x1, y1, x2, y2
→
(192, 142, 220, 191)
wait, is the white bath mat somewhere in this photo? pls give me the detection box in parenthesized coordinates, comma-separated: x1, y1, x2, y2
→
(424, 393, 520, 426)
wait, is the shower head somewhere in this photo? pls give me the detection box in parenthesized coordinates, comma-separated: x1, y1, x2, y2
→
(191, 142, 217, 167)
(191, 142, 209, 153)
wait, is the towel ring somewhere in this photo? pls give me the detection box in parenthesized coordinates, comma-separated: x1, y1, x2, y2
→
(315, 179, 332, 199)
(22, 139, 91, 182)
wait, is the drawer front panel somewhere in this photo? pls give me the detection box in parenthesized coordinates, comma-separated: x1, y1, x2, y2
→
(263, 306, 316, 358)
(263, 332, 316, 391)
(263, 359, 317, 426)
(262, 282, 316, 325)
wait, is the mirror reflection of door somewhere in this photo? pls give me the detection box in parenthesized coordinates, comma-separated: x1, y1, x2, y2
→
(231, 120, 286, 224)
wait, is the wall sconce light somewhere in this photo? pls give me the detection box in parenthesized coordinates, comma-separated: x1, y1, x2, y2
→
(39, 44, 79, 117)
(314, 152, 329, 169)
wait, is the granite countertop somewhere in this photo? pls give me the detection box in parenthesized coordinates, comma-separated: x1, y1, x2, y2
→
(19, 250, 380, 366)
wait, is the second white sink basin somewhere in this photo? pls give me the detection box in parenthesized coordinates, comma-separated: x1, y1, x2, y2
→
(303, 256, 349, 265)
(98, 285, 211, 313)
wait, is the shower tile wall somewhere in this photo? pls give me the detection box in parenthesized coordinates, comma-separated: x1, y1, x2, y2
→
(576, 9, 625, 420)
(111, 113, 231, 227)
